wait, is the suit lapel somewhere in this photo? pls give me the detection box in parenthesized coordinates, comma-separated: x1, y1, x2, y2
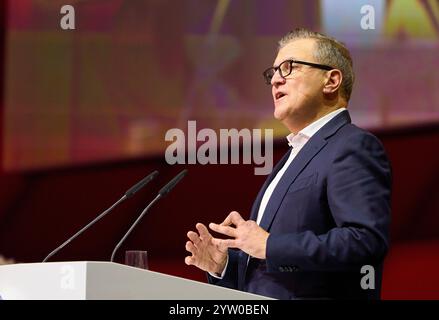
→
(258, 138, 327, 230)
(258, 110, 351, 231)
(249, 149, 291, 221)
(240, 150, 291, 288)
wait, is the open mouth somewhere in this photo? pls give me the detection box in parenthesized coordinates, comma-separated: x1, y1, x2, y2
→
(275, 92, 286, 100)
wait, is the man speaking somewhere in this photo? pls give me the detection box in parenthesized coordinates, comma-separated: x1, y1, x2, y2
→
(185, 28, 392, 300)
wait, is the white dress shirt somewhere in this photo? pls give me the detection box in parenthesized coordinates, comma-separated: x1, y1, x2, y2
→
(210, 107, 347, 279)
(255, 107, 346, 225)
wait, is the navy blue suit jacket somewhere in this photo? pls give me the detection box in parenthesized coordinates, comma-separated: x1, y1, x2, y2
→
(209, 110, 392, 299)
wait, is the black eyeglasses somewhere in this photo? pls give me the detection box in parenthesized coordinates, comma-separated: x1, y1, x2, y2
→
(262, 59, 333, 85)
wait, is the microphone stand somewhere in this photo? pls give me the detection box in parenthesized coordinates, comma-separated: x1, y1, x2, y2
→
(110, 194, 161, 262)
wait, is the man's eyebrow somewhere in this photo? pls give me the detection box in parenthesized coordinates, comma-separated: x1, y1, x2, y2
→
(273, 57, 297, 67)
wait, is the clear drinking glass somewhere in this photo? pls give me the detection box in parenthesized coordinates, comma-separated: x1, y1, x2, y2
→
(124, 250, 149, 270)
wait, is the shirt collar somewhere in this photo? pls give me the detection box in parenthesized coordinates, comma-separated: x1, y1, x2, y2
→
(286, 108, 347, 148)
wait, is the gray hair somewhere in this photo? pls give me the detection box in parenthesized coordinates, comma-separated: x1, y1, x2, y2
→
(278, 28, 355, 101)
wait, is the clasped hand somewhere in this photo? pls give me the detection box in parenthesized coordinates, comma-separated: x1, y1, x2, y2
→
(185, 211, 269, 274)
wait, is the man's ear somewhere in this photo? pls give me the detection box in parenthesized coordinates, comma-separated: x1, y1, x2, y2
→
(323, 69, 343, 94)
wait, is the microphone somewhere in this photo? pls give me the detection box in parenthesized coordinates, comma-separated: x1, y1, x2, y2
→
(110, 169, 188, 262)
(42, 170, 159, 262)
(124, 171, 159, 198)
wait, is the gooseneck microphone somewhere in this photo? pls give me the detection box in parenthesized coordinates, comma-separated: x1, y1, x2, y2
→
(42, 171, 159, 262)
(110, 169, 188, 262)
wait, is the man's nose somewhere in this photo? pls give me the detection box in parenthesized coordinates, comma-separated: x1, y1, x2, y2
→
(271, 69, 286, 86)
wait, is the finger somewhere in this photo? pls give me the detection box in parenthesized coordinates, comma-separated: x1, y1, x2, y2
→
(185, 256, 194, 266)
(209, 223, 237, 238)
(187, 231, 201, 246)
(218, 212, 235, 226)
(221, 211, 245, 227)
(196, 223, 211, 240)
(212, 238, 238, 249)
(185, 241, 197, 255)
(229, 211, 245, 225)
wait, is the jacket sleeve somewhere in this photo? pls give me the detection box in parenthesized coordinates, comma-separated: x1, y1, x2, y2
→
(266, 131, 392, 272)
(207, 249, 240, 289)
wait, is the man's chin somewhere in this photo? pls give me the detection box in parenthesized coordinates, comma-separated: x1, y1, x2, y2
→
(273, 108, 287, 121)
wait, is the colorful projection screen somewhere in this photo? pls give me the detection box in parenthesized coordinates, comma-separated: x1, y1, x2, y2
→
(3, 0, 439, 171)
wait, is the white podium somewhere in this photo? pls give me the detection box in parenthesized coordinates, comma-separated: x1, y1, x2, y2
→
(0, 261, 272, 300)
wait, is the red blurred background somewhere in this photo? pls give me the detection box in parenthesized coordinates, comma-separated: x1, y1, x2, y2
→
(1, 0, 439, 299)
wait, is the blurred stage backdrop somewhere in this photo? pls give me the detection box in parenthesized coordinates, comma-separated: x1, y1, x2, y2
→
(1, 0, 439, 299)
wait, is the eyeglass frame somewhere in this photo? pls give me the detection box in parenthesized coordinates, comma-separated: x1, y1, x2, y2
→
(262, 59, 334, 85)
